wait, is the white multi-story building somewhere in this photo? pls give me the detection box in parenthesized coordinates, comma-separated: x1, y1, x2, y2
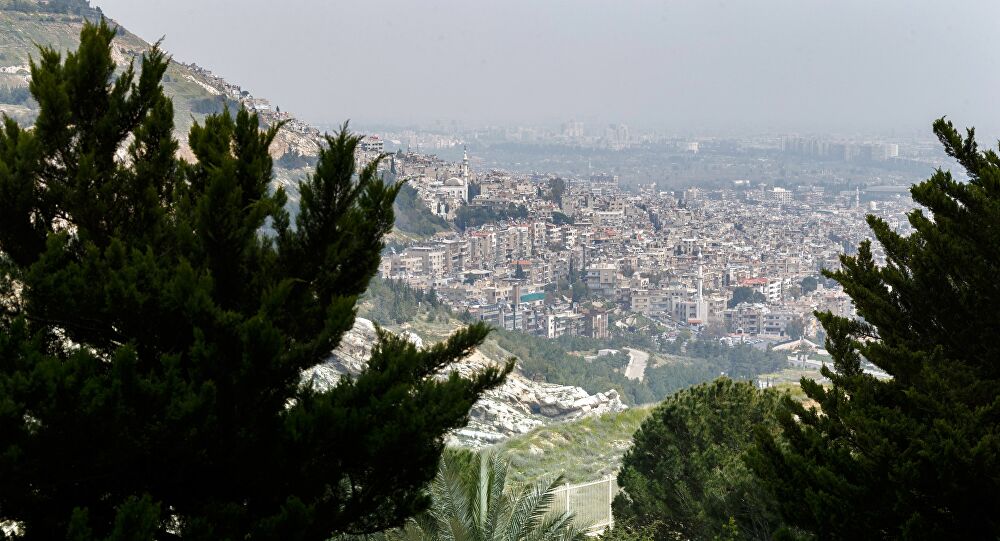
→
(359, 135, 384, 153)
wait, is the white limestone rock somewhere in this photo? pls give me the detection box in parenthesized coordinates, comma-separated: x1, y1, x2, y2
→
(301, 318, 628, 449)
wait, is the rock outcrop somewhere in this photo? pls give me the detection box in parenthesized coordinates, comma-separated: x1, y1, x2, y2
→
(301, 318, 628, 448)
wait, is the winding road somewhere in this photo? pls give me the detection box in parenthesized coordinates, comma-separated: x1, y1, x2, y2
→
(623, 348, 649, 381)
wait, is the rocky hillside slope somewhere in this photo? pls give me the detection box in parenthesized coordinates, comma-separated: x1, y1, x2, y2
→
(303, 317, 628, 448)
(0, 1, 318, 194)
(0, 1, 451, 234)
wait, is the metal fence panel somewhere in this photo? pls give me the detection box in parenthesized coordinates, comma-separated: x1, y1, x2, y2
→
(547, 477, 618, 533)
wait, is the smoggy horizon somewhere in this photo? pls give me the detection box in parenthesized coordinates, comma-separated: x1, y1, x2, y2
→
(95, 0, 1000, 137)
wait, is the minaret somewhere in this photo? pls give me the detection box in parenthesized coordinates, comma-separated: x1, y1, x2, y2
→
(697, 264, 704, 303)
(461, 146, 470, 202)
(461, 145, 469, 180)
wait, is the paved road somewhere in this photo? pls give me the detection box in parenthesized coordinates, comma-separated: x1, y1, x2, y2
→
(624, 348, 649, 381)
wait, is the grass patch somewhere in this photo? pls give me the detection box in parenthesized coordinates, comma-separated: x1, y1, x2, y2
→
(496, 406, 654, 484)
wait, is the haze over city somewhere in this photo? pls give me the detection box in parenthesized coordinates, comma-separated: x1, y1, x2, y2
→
(4, 0, 1000, 538)
(96, 0, 1000, 135)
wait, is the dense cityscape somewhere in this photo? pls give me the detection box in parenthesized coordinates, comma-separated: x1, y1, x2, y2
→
(375, 143, 912, 353)
(1, 1, 998, 539)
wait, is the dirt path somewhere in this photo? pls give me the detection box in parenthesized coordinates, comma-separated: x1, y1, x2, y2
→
(624, 348, 649, 381)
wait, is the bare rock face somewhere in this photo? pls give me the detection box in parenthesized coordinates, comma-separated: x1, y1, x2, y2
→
(300, 318, 377, 389)
(301, 318, 628, 448)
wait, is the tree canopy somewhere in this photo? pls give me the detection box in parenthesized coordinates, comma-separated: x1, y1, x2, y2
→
(727, 287, 765, 308)
(545, 177, 566, 207)
(799, 276, 818, 294)
(749, 119, 1000, 539)
(614, 379, 783, 541)
(0, 20, 511, 540)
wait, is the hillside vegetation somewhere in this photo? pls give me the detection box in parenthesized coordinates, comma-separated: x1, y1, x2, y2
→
(498, 407, 653, 484)
(0, 8, 213, 134)
(493, 328, 783, 406)
(392, 182, 452, 238)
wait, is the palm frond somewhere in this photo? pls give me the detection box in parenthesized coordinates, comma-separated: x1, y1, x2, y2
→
(508, 474, 565, 540)
(416, 452, 580, 541)
(525, 512, 584, 541)
(483, 452, 510, 541)
(433, 456, 477, 541)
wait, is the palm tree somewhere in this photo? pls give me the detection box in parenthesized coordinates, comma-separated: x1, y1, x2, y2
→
(394, 451, 584, 541)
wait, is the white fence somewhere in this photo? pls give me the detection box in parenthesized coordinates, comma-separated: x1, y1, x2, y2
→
(547, 477, 618, 533)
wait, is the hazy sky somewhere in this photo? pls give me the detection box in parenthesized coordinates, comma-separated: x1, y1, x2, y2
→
(95, 0, 1000, 135)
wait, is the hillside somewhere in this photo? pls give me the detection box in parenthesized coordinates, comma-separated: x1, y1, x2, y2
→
(0, 0, 318, 194)
(498, 406, 653, 484)
(0, 1, 450, 232)
(390, 182, 453, 239)
(302, 315, 630, 449)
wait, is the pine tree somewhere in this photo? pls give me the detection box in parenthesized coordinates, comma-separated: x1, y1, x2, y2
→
(749, 119, 1000, 539)
(0, 20, 512, 540)
(614, 379, 783, 541)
